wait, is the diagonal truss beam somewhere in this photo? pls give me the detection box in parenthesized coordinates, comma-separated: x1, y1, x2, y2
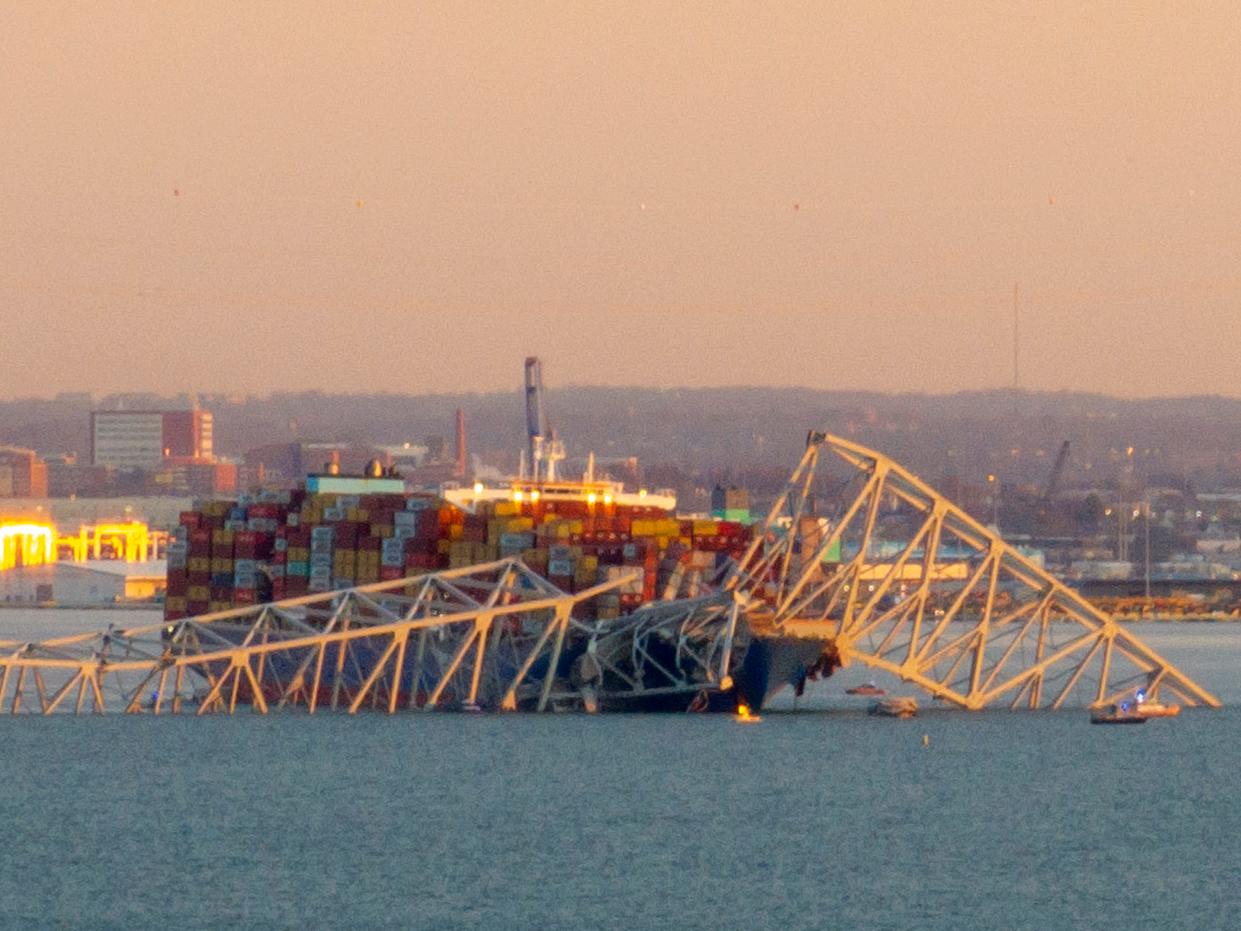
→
(731, 432, 1221, 711)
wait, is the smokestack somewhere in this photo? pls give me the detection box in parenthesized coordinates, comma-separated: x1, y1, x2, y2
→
(455, 408, 467, 478)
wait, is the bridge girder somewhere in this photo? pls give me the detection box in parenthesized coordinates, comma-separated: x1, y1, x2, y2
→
(0, 434, 1219, 715)
(0, 558, 743, 715)
(727, 432, 1220, 711)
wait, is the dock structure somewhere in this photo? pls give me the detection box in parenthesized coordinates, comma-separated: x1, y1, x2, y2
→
(0, 434, 1219, 715)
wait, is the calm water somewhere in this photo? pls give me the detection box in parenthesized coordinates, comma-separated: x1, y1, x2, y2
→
(0, 610, 1239, 930)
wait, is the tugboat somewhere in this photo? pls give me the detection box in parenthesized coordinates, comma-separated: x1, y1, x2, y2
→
(846, 680, 886, 697)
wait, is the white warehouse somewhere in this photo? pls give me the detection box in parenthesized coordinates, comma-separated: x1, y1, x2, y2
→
(0, 561, 167, 606)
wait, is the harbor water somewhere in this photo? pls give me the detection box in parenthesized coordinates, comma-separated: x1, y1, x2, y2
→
(0, 609, 1238, 930)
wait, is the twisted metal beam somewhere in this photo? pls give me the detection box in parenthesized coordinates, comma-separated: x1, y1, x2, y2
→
(730, 433, 1220, 711)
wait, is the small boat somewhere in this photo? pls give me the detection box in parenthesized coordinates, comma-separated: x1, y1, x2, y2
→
(1130, 689, 1180, 719)
(869, 696, 918, 718)
(1136, 700, 1180, 719)
(846, 681, 887, 697)
(1090, 701, 1147, 725)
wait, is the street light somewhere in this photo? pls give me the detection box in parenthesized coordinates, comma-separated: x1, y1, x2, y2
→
(986, 474, 999, 530)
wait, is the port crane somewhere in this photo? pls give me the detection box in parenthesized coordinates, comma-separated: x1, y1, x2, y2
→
(0, 434, 1218, 715)
(0, 520, 166, 571)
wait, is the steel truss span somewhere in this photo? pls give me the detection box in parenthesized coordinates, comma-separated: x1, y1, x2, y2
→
(726, 432, 1220, 711)
(0, 559, 745, 715)
(0, 433, 1218, 715)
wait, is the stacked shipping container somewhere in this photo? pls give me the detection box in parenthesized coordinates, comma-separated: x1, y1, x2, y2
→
(165, 487, 751, 621)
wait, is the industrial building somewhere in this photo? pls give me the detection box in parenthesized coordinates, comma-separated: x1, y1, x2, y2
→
(0, 447, 48, 498)
(0, 560, 167, 606)
(90, 409, 213, 469)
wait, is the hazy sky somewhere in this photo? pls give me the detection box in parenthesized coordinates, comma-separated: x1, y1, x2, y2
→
(3, 2, 1240, 398)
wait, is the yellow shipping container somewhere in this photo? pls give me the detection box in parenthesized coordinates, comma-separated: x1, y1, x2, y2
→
(494, 501, 518, 517)
(693, 520, 719, 536)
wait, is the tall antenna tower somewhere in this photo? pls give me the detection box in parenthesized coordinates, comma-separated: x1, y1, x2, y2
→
(1012, 281, 1020, 391)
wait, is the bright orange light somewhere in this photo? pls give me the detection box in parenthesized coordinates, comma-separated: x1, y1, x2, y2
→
(0, 522, 56, 571)
(3, 519, 163, 570)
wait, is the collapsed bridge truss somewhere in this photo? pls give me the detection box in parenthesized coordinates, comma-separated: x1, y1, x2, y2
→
(0, 559, 742, 715)
(726, 432, 1220, 711)
(0, 433, 1219, 714)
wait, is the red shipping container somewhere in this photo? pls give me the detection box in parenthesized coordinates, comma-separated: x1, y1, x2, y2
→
(335, 522, 362, 547)
(189, 529, 212, 556)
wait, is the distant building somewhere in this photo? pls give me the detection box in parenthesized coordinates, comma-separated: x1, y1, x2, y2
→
(0, 560, 167, 605)
(0, 446, 49, 498)
(153, 460, 237, 496)
(91, 409, 213, 469)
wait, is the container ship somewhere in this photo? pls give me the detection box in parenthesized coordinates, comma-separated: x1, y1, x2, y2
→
(162, 359, 824, 712)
